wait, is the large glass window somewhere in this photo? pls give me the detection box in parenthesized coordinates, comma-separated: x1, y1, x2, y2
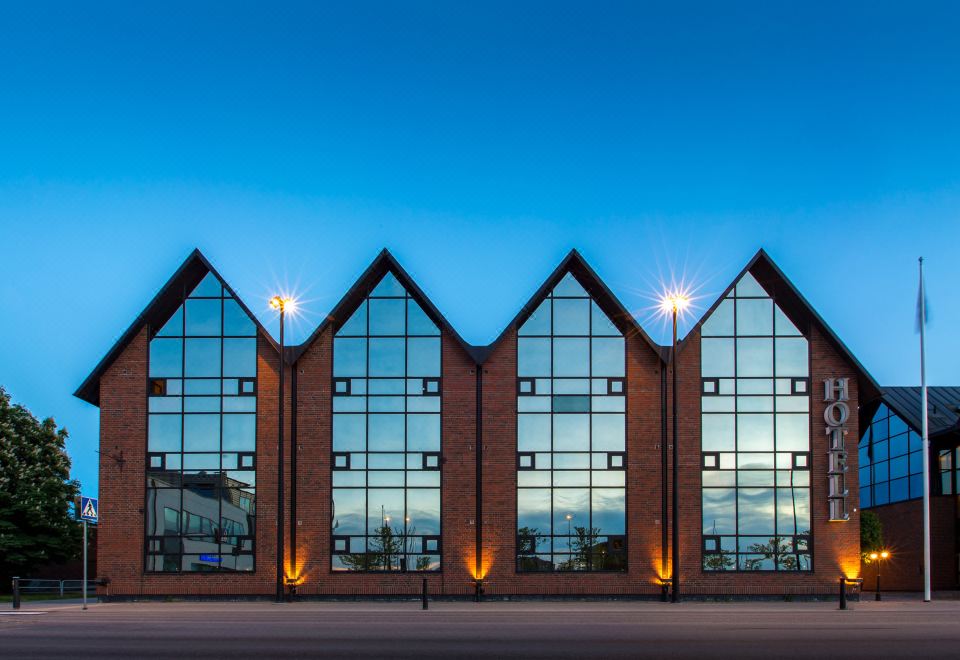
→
(516, 272, 626, 572)
(145, 272, 257, 572)
(858, 404, 944, 508)
(700, 272, 811, 571)
(331, 272, 442, 571)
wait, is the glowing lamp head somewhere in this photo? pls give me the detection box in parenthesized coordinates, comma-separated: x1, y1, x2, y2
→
(565, 514, 573, 521)
(659, 291, 691, 315)
(869, 552, 878, 560)
(269, 295, 296, 313)
(880, 551, 890, 559)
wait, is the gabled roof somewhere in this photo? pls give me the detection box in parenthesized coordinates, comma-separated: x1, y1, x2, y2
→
(880, 386, 960, 439)
(680, 248, 882, 403)
(74, 249, 279, 406)
(289, 249, 483, 363)
(485, 249, 664, 361)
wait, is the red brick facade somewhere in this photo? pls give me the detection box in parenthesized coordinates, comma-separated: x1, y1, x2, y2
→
(863, 497, 958, 591)
(88, 250, 871, 598)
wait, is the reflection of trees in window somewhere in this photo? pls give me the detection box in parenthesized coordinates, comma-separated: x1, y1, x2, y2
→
(144, 272, 257, 573)
(700, 272, 812, 572)
(515, 272, 626, 572)
(331, 272, 442, 572)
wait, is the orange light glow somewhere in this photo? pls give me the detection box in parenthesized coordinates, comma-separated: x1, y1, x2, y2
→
(659, 291, 691, 315)
(269, 295, 297, 314)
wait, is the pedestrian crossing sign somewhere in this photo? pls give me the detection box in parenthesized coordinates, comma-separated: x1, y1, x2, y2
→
(80, 496, 98, 523)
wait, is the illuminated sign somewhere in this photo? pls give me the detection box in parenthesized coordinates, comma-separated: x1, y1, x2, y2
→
(824, 378, 850, 521)
(199, 554, 222, 563)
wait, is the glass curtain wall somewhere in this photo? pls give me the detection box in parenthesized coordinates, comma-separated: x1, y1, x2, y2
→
(331, 272, 442, 571)
(859, 404, 956, 507)
(145, 272, 258, 572)
(700, 272, 812, 571)
(516, 272, 627, 572)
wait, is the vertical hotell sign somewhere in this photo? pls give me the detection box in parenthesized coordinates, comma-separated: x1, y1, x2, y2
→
(823, 378, 850, 521)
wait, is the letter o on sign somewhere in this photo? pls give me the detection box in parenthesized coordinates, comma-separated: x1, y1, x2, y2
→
(824, 401, 849, 426)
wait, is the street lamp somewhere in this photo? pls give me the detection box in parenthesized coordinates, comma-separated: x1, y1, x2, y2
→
(270, 295, 295, 603)
(870, 550, 890, 601)
(660, 291, 689, 603)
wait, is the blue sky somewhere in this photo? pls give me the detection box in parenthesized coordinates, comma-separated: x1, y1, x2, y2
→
(0, 2, 958, 496)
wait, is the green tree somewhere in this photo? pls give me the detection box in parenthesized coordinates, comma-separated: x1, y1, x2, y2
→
(0, 387, 81, 587)
(860, 510, 884, 562)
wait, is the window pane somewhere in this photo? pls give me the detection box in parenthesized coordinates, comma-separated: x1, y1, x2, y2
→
(591, 338, 624, 377)
(702, 299, 734, 336)
(518, 338, 551, 377)
(223, 299, 256, 336)
(407, 338, 440, 377)
(368, 298, 406, 335)
(519, 299, 551, 336)
(150, 339, 183, 377)
(775, 338, 808, 377)
(553, 299, 590, 335)
(184, 339, 221, 377)
(222, 414, 255, 451)
(701, 339, 734, 377)
(737, 339, 773, 377)
(736, 299, 772, 335)
(407, 300, 439, 336)
(553, 338, 589, 377)
(333, 338, 367, 377)
(185, 299, 221, 336)
(223, 339, 256, 377)
(369, 338, 405, 376)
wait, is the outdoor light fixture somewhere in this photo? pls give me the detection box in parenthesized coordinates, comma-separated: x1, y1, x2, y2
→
(270, 294, 297, 604)
(872, 551, 891, 601)
(660, 288, 690, 604)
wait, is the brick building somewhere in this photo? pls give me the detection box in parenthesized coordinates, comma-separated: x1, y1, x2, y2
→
(76, 248, 882, 598)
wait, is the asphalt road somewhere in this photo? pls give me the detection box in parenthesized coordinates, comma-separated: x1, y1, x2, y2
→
(1, 597, 958, 658)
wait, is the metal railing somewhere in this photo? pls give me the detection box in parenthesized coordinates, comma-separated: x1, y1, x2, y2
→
(13, 578, 100, 597)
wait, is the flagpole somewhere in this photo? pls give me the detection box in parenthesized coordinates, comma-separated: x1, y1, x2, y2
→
(919, 256, 931, 602)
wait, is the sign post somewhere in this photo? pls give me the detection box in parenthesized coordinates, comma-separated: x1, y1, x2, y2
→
(80, 496, 98, 611)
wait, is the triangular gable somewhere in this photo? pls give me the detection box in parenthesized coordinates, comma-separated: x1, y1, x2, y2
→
(680, 248, 882, 406)
(487, 249, 663, 360)
(74, 249, 279, 406)
(289, 249, 481, 363)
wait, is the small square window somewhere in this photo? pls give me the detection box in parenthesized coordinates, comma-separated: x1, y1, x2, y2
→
(793, 452, 811, 470)
(333, 378, 351, 396)
(608, 378, 625, 395)
(422, 452, 441, 470)
(422, 378, 441, 396)
(332, 536, 349, 554)
(701, 378, 720, 396)
(703, 535, 721, 554)
(148, 453, 164, 470)
(333, 452, 351, 470)
(518, 452, 535, 470)
(518, 378, 536, 396)
(149, 378, 167, 396)
(239, 377, 257, 396)
(791, 378, 809, 395)
(702, 452, 720, 470)
(607, 452, 626, 470)
(423, 536, 441, 553)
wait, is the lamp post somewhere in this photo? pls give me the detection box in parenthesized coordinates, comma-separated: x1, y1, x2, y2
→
(870, 551, 890, 601)
(270, 295, 294, 603)
(661, 292, 689, 603)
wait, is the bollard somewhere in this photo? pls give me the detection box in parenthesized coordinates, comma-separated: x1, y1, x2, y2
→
(421, 578, 428, 610)
(839, 577, 847, 610)
(11, 577, 20, 610)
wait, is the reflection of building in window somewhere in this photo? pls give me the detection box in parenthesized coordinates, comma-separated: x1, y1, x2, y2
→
(331, 272, 442, 572)
(700, 272, 812, 572)
(515, 272, 626, 572)
(144, 271, 257, 572)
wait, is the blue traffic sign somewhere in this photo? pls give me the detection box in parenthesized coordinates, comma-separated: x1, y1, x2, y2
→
(80, 496, 98, 523)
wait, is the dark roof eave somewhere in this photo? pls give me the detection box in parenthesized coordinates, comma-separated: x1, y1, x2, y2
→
(74, 249, 280, 407)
